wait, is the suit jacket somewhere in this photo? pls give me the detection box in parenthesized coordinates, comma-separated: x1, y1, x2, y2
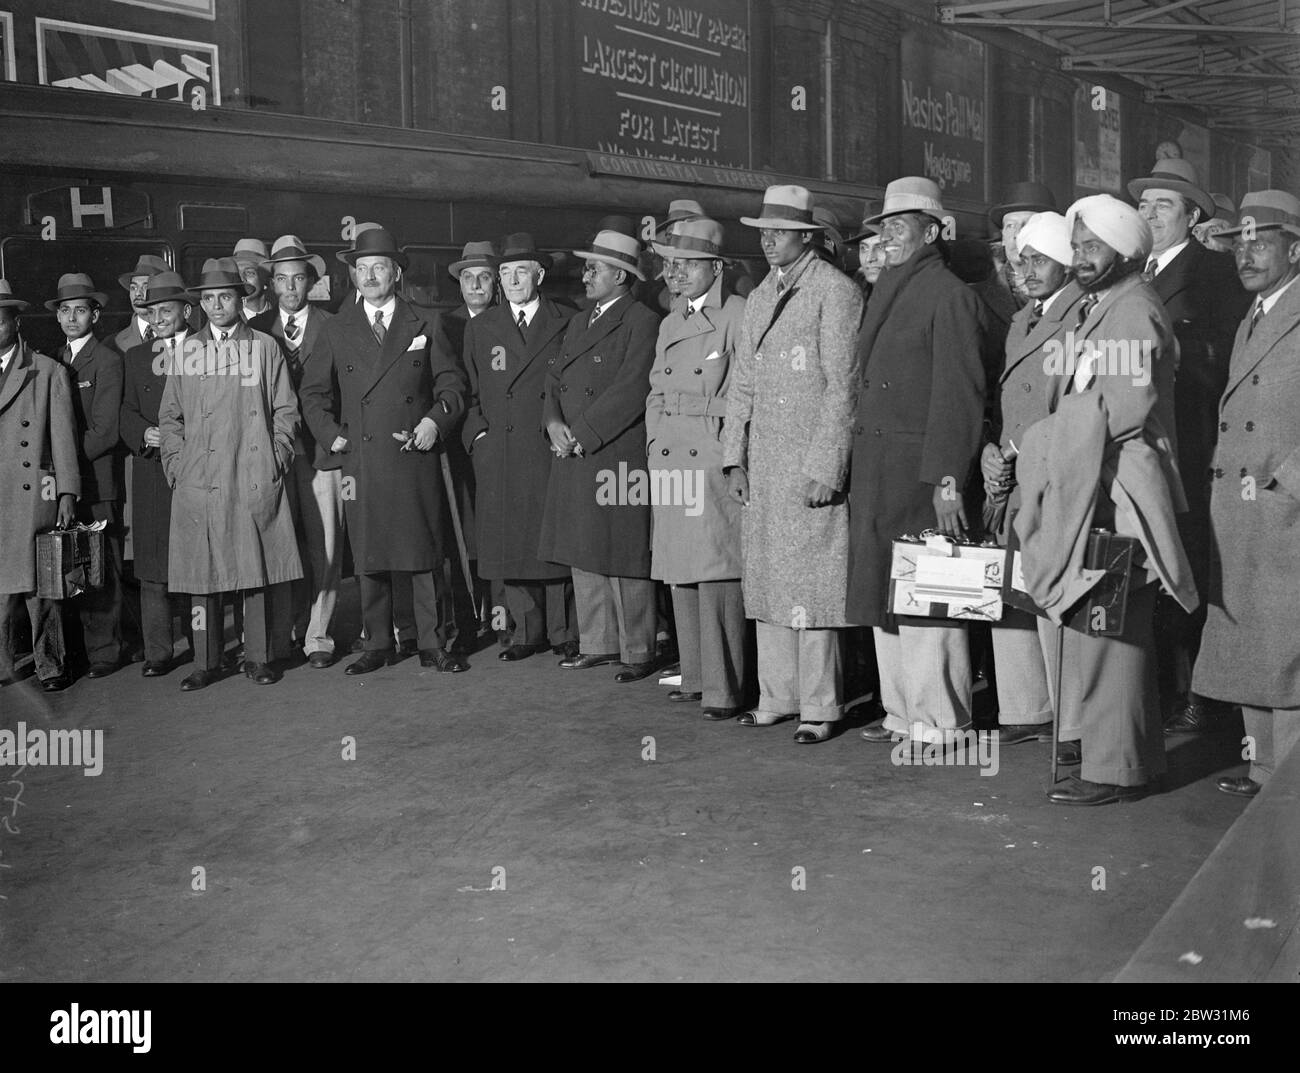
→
(1195, 276, 1300, 708)
(462, 297, 573, 579)
(114, 316, 149, 356)
(248, 306, 338, 469)
(0, 341, 81, 593)
(301, 296, 466, 573)
(59, 335, 123, 503)
(443, 304, 473, 361)
(536, 291, 660, 577)
(120, 336, 173, 583)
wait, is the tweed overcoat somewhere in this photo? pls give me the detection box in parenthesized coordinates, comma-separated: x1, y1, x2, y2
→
(721, 251, 863, 627)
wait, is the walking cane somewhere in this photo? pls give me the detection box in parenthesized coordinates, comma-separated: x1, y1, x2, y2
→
(1051, 621, 1064, 787)
(441, 451, 479, 630)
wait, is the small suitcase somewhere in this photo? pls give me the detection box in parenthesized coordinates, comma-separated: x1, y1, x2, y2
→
(35, 525, 106, 600)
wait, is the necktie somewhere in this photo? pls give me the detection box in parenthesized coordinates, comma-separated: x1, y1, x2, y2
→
(166, 338, 175, 358)
(516, 308, 527, 337)
(144, 325, 155, 342)
(1247, 302, 1265, 339)
(285, 315, 299, 342)
(1078, 293, 1098, 327)
(589, 304, 603, 329)
(683, 304, 694, 319)
(776, 273, 787, 296)
(1027, 299, 1044, 331)
(218, 330, 229, 343)
(1143, 257, 1158, 282)
(372, 309, 386, 345)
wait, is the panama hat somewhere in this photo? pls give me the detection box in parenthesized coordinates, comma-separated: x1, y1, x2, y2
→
(654, 199, 706, 236)
(232, 238, 270, 268)
(339, 227, 409, 270)
(497, 233, 553, 272)
(573, 230, 646, 281)
(1127, 159, 1216, 223)
(989, 181, 1058, 229)
(740, 185, 820, 230)
(118, 254, 171, 290)
(0, 279, 30, 310)
(864, 177, 946, 228)
(261, 235, 327, 280)
(44, 272, 109, 312)
(1217, 190, 1300, 239)
(448, 240, 501, 279)
(652, 218, 726, 261)
(138, 271, 193, 306)
(187, 257, 256, 298)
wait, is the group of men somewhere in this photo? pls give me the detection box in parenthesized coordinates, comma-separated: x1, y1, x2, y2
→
(2, 160, 1297, 806)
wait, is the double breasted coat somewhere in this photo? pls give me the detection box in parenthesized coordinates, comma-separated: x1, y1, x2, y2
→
(0, 342, 81, 594)
(462, 298, 573, 580)
(158, 322, 303, 594)
(536, 292, 661, 578)
(300, 296, 466, 574)
(845, 243, 987, 627)
(120, 336, 176, 584)
(721, 250, 863, 627)
(61, 335, 123, 505)
(1195, 278, 1300, 709)
(646, 276, 746, 583)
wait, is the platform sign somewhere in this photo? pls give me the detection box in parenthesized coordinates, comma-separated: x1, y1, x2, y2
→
(36, 18, 220, 109)
(899, 15, 987, 203)
(110, 0, 216, 18)
(1073, 84, 1122, 195)
(575, 0, 752, 170)
(1, 12, 14, 82)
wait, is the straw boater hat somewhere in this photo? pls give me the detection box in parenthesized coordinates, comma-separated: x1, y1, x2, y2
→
(654, 199, 706, 236)
(137, 271, 192, 306)
(573, 230, 646, 281)
(447, 240, 500, 279)
(864, 177, 946, 228)
(740, 185, 821, 230)
(652, 218, 726, 261)
(232, 238, 270, 269)
(118, 254, 170, 290)
(498, 233, 553, 272)
(44, 272, 109, 311)
(1217, 190, 1300, 239)
(0, 279, 30, 310)
(187, 257, 256, 299)
(989, 181, 1057, 229)
(261, 235, 327, 280)
(1127, 158, 1216, 223)
(336, 222, 382, 265)
(339, 227, 409, 270)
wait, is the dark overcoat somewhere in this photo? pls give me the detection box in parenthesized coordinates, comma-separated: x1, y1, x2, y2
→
(248, 306, 337, 470)
(299, 296, 466, 574)
(846, 243, 987, 626)
(119, 337, 175, 583)
(61, 335, 123, 504)
(462, 298, 573, 579)
(536, 292, 660, 578)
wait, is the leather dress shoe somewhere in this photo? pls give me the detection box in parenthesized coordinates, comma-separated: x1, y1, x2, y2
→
(1048, 775, 1145, 805)
(793, 721, 832, 744)
(245, 662, 280, 685)
(345, 650, 397, 676)
(420, 649, 468, 672)
(398, 639, 420, 658)
(559, 651, 619, 670)
(141, 661, 169, 678)
(552, 640, 580, 659)
(668, 690, 702, 702)
(615, 661, 659, 683)
(180, 669, 219, 692)
(499, 643, 545, 662)
(659, 662, 681, 679)
(86, 661, 119, 679)
(860, 722, 901, 743)
(40, 673, 72, 693)
(1164, 696, 1231, 735)
(998, 721, 1052, 745)
(703, 706, 744, 721)
(1056, 740, 1082, 766)
(1216, 775, 1261, 798)
(306, 652, 334, 669)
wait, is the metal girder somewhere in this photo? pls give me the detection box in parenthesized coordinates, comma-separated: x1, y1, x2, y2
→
(1068, 63, 1298, 79)
(942, 16, 1297, 36)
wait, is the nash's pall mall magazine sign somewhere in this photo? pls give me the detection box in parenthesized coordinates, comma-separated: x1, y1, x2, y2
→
(36, 18, 220, 108)
(899, 15, 987, 203)
(575, 0, 752, 170)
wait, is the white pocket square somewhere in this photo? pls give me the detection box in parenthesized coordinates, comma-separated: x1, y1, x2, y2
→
(406, 335, 428, 351)
(78, 380, 92, 388)
(704, 350, 722, 361)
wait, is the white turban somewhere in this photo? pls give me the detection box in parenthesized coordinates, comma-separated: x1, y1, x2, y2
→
(1065, 194, 1152, 261)
(1015, 212, 1073, 267)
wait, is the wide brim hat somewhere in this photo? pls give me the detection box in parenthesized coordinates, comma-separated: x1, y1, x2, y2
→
(138, 271, 193, 306)
(989, 181, 1058, 229)
(339, 226, 409, 270)
(1210, 193, 1238, 226)
(118, 254, 171, 290)
(812, 207, 845, 253)
(865, 177, 945, 227)
(573, 229, 646, 282)
(652, 218, 727, 261)
(448, 240, 502, 279)
(0, 278, 30, 310)
(740, 184, 820, 230)
(336, 222, 381, 264)
(44, 272, 109, 312)
(655, 199, 706, 235)
(497, 233, 553, 272)
(1127, 159, 1216, 222)
(232, 238, 270, 268)
(261, 235, 327, 279)
(1217, 189, 1300, 239)
(187, 256, 256, 299)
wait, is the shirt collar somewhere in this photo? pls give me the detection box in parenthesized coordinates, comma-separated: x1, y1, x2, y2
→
(1259, 273, 1299, 316)
(594, 293, 624, 317)
(67, 334, 94, 360)
(0, 343, 15, 371)
(1040, 286, 1069, 314)
(1152, 239, 1190, 274)
(160, 329, 187, 351)
(510, 297, 540, 322)
(687, 291, 709, 315)
(137, 315, 153, 337)
(362, 296, 397, 323)
(279, 305, 307, 327)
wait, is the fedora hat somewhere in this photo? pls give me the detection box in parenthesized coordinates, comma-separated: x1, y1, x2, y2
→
(44, 272, 109, 312)
(339, 227, 409, 270)
(232, 238, 270, 268)
(187, 257, 256, 298)
(989, 181, 1058, 229)
(652, 218, 726, 261)
(497, 233, 553, 272)
(1211, 193, 1238, 226)
(655, 198, 706, 236)
(864, 177, 945, 227)
(118, 253, 171, 290)
(261, 235, 327, 280)
(1127, 159, 1216, 222)
(740, 185, 820, 230)
(1218, 189, 1300, 239)
(812, 207, 845, 255)
(845, 200, 883, 244)
(0, 279, 30, 310)
(574, 230, 646, 282)
(336, 222, 382, 264)
(448, 240, 501, 279)
(594, 215, 639, 240)
(138, 271, 192, 306)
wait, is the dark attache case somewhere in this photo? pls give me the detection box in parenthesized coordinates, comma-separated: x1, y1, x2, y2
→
(35, 524, 106, 600)
(1003, 522, 1137, 637)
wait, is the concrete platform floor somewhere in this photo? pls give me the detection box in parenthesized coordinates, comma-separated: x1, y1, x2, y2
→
(0, 591, 1253, 982)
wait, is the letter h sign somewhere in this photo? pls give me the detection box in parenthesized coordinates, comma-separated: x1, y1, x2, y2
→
(70, 187, 114, 229)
